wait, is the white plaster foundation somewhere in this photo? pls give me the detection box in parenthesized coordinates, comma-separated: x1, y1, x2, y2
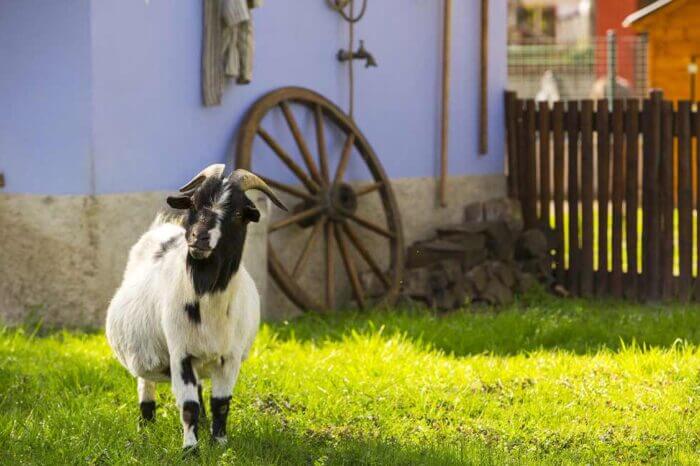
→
(0, 174, 505, 327)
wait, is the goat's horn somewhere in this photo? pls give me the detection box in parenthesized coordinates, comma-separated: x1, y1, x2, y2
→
(178, 163, 226, 192)
(228, 169, 288, 211)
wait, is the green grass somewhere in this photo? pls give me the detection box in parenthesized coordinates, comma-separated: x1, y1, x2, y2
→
(3, 294, 700, 464)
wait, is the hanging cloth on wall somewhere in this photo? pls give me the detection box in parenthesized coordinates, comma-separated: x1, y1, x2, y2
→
(202, 0, 262, 107)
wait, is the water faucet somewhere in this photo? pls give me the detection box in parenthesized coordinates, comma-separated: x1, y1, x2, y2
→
(337, 40, 378, 68)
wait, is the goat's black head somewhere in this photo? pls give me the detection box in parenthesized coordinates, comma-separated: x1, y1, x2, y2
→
(167, 164, 287, 260)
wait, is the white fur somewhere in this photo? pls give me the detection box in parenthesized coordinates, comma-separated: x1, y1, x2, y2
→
(105, 215, 260, 448)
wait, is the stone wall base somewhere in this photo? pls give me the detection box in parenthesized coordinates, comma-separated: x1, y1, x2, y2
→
(0, 174, 505, 327)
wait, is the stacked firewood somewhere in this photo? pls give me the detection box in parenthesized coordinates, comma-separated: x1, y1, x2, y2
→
(364, 199, 554, 310)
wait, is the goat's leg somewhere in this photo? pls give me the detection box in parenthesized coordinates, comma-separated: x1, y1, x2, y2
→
(198, 382, 206, 420)
(170, 354, 200, 451)
(137, 378, 157, 423)
(209, 355, 241, 444)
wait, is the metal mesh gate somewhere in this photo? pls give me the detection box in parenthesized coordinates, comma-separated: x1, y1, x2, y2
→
(508, 33, 648, 102)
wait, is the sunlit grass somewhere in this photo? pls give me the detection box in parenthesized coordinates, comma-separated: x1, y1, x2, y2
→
(2, 295, 700, 464)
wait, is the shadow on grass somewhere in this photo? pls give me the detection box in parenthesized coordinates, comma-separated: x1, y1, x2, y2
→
(224, 420, 501, 466)
(0, 371, 504, 466)
(270, 291, 700, 356)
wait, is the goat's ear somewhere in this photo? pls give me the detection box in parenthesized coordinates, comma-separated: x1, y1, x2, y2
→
(243, 204, 260, 223)
(167, 195, 193, 210)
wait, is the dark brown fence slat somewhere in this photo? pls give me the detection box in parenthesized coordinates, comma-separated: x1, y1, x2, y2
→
(642, 98, 652, 298)
(539, 101, 551, 228)
(596, 100, 610, 295)
(552, 102, 566, 286)
(644, 92, 663, 300)
(580, 100, 594, 296)
(696, 107, 700, 299)
(505, 91, 519, 198)
(625, 99, 640, 300)
(521, 100, 538, 229)
(567, 101, 580, 294)
(516, 98, 527, 222)
(678, 101, 693, 299)
(660, 101, 674, 299)
(611, 99, 625, 297)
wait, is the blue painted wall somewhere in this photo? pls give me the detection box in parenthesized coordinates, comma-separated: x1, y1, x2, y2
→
(0, 0, 93, 195)
(2, 0, 506, 195)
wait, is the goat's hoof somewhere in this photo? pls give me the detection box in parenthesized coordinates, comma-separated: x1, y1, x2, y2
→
(212, 435, 227, 446)
(139, 401, 156, 425)
(182, 445, 199, 457)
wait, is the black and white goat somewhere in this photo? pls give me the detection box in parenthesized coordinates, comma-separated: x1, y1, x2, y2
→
(105, 164, 286, 450)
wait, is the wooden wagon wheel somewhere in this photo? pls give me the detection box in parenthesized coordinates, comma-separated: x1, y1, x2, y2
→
(235, 87, 404, 311)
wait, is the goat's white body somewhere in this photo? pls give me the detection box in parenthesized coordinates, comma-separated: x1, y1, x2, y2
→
(106, 220, 260, 379)
(105, 217, 260, 446)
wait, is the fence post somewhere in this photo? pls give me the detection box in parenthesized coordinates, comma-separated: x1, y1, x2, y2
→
(580, 100, 594, 296)
(643, 90, 663, 301)
(637, 33, 649, 98)
(521, 100, 538, 229)
(660, 101, 674, 300)
(606, 30, 617, 105)
(625, 99, 640, 300)
(567, 101, 580, 295)
(677, 101, 693, 300)
(505, 91, 519, 198)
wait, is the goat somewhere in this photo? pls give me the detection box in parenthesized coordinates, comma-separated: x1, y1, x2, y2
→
(105, 164, 287, 451)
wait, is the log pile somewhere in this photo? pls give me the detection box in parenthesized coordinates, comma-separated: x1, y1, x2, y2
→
(363, 198, 555, 310)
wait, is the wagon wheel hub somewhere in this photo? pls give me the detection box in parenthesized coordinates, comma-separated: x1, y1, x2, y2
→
(327, 182, 358, 221)
(235, 87, 404, 312)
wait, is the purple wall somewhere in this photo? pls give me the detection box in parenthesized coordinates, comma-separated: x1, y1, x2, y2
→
(0, 0, 93, 195)
(2, 0, 506, 195)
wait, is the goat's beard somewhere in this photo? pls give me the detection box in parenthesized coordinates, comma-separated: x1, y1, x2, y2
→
(188, 247, 212, 260)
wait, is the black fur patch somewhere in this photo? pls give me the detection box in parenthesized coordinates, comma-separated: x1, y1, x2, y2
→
(181, 355, 197, 386)
(140, 401, 156, 422)
(198, 385, 206, 419)
(182, 401, 200, 440)
(210, 396, 232, 439)
(184, 301, 201, 324)
(154, 235, 180, 260)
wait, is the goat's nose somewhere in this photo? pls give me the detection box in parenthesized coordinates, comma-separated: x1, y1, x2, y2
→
(189, 231, 210, 248)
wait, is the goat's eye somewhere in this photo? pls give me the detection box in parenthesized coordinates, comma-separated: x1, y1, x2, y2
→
(233, 210, 242, 218)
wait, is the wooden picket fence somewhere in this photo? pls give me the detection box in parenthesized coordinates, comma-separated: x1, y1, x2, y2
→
(505, 90, 700, 301)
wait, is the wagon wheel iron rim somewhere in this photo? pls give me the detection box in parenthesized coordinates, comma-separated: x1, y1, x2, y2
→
(234, 87, 404, 312)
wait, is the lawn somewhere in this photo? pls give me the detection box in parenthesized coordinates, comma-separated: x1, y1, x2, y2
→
(2, 292, 700, 465)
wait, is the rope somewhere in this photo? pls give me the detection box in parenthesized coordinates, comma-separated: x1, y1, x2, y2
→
(348, 0, 355, 118)
(327, 0, 368, 118)
(326, 0, 368, 23)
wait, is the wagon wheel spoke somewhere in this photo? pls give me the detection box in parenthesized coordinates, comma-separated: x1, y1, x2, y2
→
(333, 133, 356, 185)
(292, 218, 325, 277)
(346, 212, 396, 239)
(342, 222, 391, 289)
(334, 223, 366, 309)
(314, 104, 330, 182)
(269, 205, 325, 233)
(279, 101, 325, 186)
(355, 181, 384, 197)
(257, 128, 320, 193)
(260, 176, 315, 202)
(325, 221, 336, 309)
